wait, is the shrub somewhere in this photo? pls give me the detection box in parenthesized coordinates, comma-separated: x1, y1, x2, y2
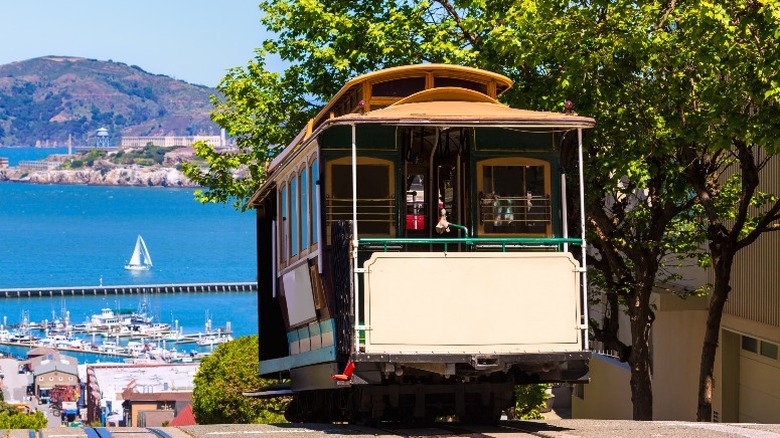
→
(510, 384, 549, 420)
(193, 335, 289, 424)
(0, 402, 47, 430)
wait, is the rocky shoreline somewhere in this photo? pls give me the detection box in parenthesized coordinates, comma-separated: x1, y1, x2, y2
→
(0, 166, 198, 187)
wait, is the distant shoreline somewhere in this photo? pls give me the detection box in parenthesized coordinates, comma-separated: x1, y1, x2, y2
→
(0, 165, 198, 187)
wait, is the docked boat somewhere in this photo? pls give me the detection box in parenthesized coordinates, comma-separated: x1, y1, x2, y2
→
(197, 333, 233, 346)
(124, 235, 153, 271)
(162, 329, 185, 342)
(90, 308, 131, 330)
(132, 322, 171, 336)
(97, 340, 126, 354)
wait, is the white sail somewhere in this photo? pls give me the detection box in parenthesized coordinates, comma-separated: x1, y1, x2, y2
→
(139, 235, 153, 266)
(124, 235, 153, 270)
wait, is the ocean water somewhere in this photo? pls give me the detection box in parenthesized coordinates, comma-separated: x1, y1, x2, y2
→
(0, 150, 260, 359)
(0, 183, 256, 288)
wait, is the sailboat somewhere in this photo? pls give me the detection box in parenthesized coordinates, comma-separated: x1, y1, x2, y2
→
(124, 234, 153, 271)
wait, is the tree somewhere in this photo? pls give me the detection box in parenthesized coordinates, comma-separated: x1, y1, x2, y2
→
(190, 0, 780, 420)
(189, 0, 696, 421)
(666, 1, 780, 420)
(0, 402, 47, 430)
(192, 335, 288, 424)
(182, 0, 475, 210)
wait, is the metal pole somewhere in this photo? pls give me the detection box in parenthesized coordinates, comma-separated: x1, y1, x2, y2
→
(561, 174, 569, 253)
(577, 128, 589, 350)
(351, 124, 361, 351)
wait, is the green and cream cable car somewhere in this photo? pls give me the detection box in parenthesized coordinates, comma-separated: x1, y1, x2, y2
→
(249, 64, 594, 424)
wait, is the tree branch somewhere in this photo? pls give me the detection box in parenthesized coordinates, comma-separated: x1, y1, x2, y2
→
(433, 0, 480, 48)
(654, 0, 678, 30)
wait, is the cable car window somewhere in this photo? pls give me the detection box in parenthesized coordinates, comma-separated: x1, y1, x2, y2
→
(291, 176, 299, 256)
(326, 158, 394, 238)
(280, 184, 289, 265)
(372, 77, 426, 97)
(433, 77, 488, 94)
(478, 159, 551, 235)
(311, 158, 319, 244)
(300, 168, 309, 249)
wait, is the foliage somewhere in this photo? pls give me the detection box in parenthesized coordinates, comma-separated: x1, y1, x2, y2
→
(510, 384, 549, 420)
(114, 145, 176, 165)
(0, 402, 47, 430)
(63, 145, 180, 169)
(183, 0, 475, 210)
(193, 0, 780, 421)
(192, 335, 289, 424)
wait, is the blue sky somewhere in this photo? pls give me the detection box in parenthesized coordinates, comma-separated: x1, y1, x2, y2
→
(0, 1, 277, 87)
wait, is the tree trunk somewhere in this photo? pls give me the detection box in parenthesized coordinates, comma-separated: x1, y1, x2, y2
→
(628, 285, 655, 420)
(697, 250, 733, 421)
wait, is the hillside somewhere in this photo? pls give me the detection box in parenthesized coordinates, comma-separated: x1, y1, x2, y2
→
(0, 56, 220, 146)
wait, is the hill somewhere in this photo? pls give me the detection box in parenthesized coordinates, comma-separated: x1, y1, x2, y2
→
(0, 56, 220, 146)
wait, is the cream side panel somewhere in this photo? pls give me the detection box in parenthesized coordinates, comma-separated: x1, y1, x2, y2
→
(363, 252, 581, 354)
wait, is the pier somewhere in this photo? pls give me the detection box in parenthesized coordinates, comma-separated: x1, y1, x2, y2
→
(0, 281, 256, 298)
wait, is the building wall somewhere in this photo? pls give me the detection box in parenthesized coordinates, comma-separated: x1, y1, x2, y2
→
(35, 371, 78, 391)
(572, 354, 632, 419)
(577, 155, 780, 422)
(576, 292, 707, 420)
(714, 156, 780, 422)
(718, 313, 780, 423)
(120, 135, 224, 149)
(128, 401, 157, 427)
(652, 293, 708, 421)
(725, 231, 780, 327)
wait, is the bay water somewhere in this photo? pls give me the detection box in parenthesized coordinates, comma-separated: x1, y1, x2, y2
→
(0, 147, 259, 360)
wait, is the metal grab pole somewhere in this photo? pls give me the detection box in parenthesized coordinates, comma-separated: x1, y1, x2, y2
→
(577, 128, 589, 350)
(561, 174, 569, 253)
(351, 124, 361, 352)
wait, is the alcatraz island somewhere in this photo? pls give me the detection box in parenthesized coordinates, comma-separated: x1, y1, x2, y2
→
(0, 137, 233, 187)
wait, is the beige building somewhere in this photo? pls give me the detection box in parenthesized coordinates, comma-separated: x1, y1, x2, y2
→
(121, 385, 192, 427)
(120, 133, 226, 149)
(577, 161, 780, 423)
(31, 356, 79, 400)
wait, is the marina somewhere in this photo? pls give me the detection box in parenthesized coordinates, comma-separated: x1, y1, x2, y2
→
(0, 308, 235, 363)
(0, 291, 253, 364)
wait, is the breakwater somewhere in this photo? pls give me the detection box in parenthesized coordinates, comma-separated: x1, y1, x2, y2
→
(0, 281, 256, 298)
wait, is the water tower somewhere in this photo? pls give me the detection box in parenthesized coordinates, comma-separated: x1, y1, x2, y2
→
(95, 128, 110, 149)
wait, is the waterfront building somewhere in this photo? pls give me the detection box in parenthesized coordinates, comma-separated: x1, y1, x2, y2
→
(17, 160, 59, 171)
(31, 354, 79, 404)
(0, 157, 8, 168)
(120, 133, 228, 150)
(85, 363, 198, 427)
(122, 384, 192, 427)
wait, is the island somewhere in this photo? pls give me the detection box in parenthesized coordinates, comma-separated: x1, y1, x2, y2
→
(0, 145, 202, 187)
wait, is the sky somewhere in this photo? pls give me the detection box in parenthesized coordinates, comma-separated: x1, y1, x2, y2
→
(0, 1, 278, 87)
